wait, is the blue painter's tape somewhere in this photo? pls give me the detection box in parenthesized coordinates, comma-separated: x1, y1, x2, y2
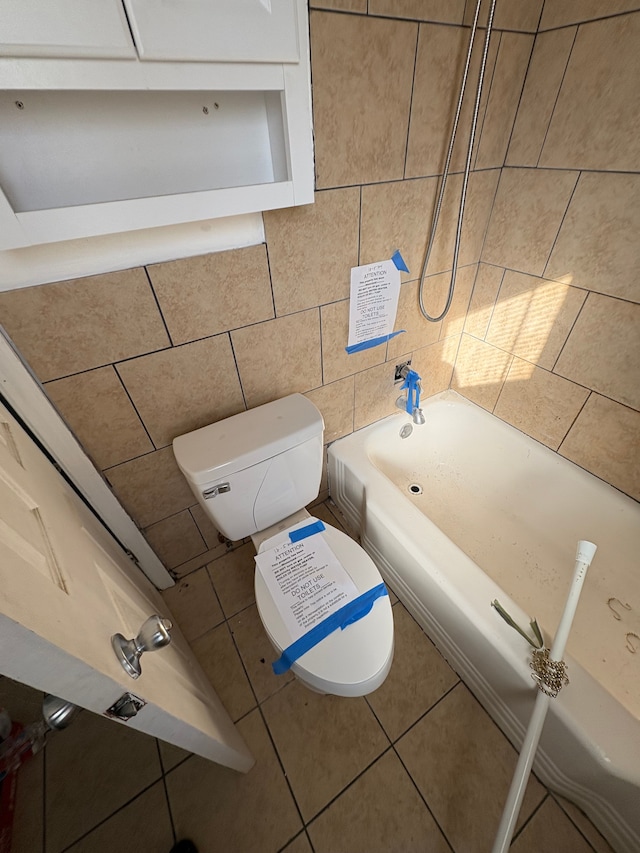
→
(345, 329, 405, 354)
(289, 520, 325, 542)
(391, 250, 410, 273)
(272, 583, 389, 674)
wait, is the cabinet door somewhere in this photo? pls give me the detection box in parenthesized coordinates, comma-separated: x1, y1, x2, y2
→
(124, 0, 299, 63)
(0, 0, 136, 59)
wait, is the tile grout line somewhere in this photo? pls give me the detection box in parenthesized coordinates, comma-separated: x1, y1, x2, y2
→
(541, 169, 581, 278)
(556, 390, 592, 455)
(402, 21, 421, 180)
(535, 24, 579, 168)
(549, 286, 588, 373)
(501, 28, 537, 167)
(143, 265, 175, 347)
(538, 7, 640, 34)
(156, 739, 179, 846)
(111, 364, 158, 452)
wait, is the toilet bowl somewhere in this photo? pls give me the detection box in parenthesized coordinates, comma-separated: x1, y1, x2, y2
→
(173, 394, 394, 697)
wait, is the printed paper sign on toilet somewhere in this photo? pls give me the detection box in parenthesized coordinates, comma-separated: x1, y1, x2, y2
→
(255, 536, 359, 644)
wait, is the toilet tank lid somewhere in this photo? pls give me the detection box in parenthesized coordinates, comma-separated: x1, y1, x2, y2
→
(173, 394, 324, 485)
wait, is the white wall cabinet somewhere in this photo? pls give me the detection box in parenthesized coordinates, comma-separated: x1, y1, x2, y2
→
(0, 0, 313, 250)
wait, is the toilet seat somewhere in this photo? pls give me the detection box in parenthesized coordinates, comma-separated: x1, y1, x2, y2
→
(254, 516, 394, 697)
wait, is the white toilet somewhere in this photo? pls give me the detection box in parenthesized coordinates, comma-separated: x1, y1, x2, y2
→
(172, 393, 394, 697)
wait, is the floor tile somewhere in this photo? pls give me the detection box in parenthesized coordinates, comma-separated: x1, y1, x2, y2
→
(229, 604, 294, 703)
(207, 543, 257, 618)
(166, 709, 302, 853)
(367, 603, 459, 742)
(45, 710, 162, 853)
(161, 566, 224, 642)
(65, 781, 174, 853)
(396, 683, 545, 853)
(158, 740, 191, 773)
(552, 795, 616, 853)
(190, 624, 256, 722)
(11, 750, 44, 853)
(308, 749, 450, 853)
(261, 680, 388, 822)
(511, 797, 593, 853)
(280, 831, 313, 853)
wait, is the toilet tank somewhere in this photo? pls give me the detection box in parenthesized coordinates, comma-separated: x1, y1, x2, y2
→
(172, 394, 324, 541)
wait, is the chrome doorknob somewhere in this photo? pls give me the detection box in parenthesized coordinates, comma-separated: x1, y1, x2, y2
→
(111, 614, 173, 679)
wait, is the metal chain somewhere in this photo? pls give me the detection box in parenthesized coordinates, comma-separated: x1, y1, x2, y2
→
(530, 648, 569, 697)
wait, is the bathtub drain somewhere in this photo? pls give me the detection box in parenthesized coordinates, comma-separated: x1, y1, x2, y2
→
(408, 483, 423, 496)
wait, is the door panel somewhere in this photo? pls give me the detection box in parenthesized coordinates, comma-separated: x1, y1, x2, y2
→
(0, 401, 253, 771)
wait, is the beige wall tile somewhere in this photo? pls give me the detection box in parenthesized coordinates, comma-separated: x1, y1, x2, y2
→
(117, 334, 245, 448)
(437, 264, 477, 339)
(482, 168, 578, 275)
(264, 188, 359, 315)
(510, 796, 594, 853)
(0, 269, 169, 382)
(311, 11, 417, 188)
(45, 366, 152, 469)
(172, 546, 229, 580)
(539, 1, 640, 30)
(370, 0, 465, 24)
(308, 750, 451, 853)
(421, 169, 500, 276)
(361, 170, 498, 281)
(190, 624, 256, 721)
(405, 24, 479, 178)
(485, 271, 587, 369)
(464, 263, 504, 339)
(545, 173, 640, 303)
(494, 359, 589, 449)
(406, 23, 499, 179)
(361, 176, 438, 279)
(232, 309, 322, 408)
(321, 299, 386, 384)
(464, 0, 543, 31)
(451, 334, 512, 410)
(554, 293, 640, 410)
(310, 0, 366, 12)
(161, 567, 224, 642)
(539, 13, 640, 172)
(387, 280, 441, 359)
(148, 245, 273, 345)
(560, 394, 640, 501)
(354, 359, 400, 429)
(189, 503, 225, 550)
(411, 336, 459, 398)
(475, 33, 533, 170)
(506, 28, 576, 167)
(105, 446, 195, 528)
(305, 377, 355, 443)
(143, 510, 207, 570)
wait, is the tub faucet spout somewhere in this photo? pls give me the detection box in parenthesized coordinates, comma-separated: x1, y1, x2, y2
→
(396, 364, 425, 425)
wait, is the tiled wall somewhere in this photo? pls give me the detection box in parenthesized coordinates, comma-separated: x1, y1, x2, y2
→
(1, 1, 637, 580)
(450, 3, 640, 502)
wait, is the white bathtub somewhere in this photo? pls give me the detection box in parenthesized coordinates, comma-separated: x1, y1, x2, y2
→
(328, 390, 640, 853)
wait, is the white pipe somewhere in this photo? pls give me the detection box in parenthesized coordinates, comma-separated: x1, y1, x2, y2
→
(491, 541, 597, 853)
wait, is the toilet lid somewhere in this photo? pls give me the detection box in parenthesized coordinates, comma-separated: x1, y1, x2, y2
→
(255, 516, 394, 692)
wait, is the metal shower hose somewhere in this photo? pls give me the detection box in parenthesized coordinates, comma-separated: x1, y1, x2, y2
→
(418, 0, 498, 322)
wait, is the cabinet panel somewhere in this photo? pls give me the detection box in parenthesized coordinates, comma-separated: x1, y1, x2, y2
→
(0, 0, 136, 59)
(124, 0, 299, 63)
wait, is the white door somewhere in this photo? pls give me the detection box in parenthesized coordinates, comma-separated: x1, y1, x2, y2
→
(0, 400, 253, 772)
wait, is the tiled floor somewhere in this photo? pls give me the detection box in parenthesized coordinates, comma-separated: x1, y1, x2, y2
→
(3, 500, 616, 853)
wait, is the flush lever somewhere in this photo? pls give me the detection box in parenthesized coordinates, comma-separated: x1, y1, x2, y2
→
(203, 482, 231, 499)
(111, 614, 172, 679)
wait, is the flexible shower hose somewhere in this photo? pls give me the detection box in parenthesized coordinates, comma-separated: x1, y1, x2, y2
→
(418, 0, 497, 322)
